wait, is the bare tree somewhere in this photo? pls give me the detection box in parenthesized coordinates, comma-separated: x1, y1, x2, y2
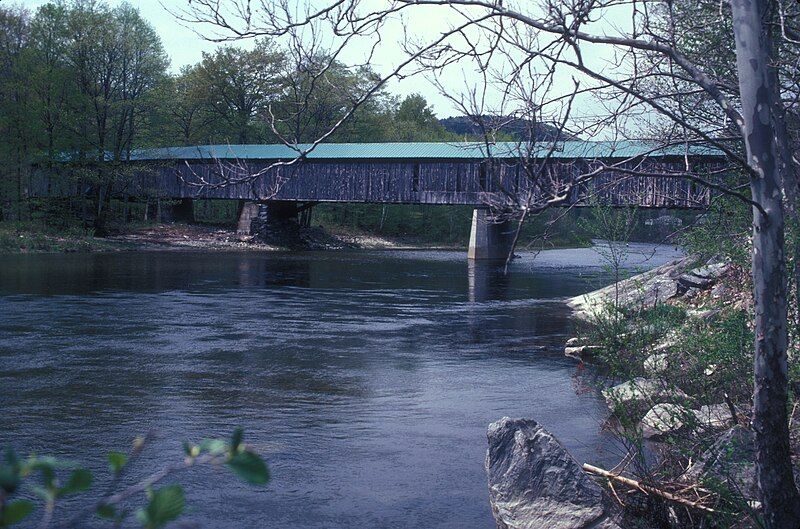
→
(171, 0, 800, 525)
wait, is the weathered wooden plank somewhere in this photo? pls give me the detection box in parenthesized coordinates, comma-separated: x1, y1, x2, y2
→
(28, 157, 717, 209)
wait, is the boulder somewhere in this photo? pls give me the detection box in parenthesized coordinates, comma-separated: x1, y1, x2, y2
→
(486, 418, 622, 529)
(677, 273, 714, 290)
(567, 257, 695, 319)
(602, 377, 689, 413)
(677, 264, 728, 291)
(693, 404, 734, 429)
(564, 345, 603, 360)
(643, 353, 669, 376)
(565, 337, 581, 347)
(641, 403, 690, 439)
(690, 263, 729, 280)
(682, 426, 758, 501)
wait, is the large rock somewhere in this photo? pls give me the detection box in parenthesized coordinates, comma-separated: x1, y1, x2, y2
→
(643, 353, 669, 376)
(641, 403, 690, 439)
(693, 404, 735, 429)
(602, 377, 689, 413)
(486, 417, 622, 529)
(564, 345, 603, 360)
(689, 263, 729, 280)
(677, 263, 729, 291)
(567, 257, 695, 319)
(682, 426, 758, 501)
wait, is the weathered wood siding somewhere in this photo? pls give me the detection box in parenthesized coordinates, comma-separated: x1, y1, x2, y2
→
(29, 157, 714, 208)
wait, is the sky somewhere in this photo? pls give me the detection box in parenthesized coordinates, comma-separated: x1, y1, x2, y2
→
(17, 0, 469, 115)
(15, 0, 625, 126)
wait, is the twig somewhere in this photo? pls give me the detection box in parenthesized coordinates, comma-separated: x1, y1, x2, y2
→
(723, 392, 739, 427)
(582, 463, 718, 514)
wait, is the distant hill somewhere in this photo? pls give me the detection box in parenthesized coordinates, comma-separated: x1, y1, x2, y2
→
(439, 115, 577, 141)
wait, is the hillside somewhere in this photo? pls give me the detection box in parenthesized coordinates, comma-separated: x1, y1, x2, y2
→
(439, 115, 578, 141)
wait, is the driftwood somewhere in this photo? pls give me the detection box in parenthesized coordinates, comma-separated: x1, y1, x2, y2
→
(582, 463, 718, 514)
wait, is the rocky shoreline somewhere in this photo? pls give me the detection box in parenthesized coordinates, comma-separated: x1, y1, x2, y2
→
(0, 222, 450, 254)
(484, 256, 796, 528)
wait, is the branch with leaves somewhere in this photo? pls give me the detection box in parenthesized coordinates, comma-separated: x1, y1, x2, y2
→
(0, 428, 269, 529)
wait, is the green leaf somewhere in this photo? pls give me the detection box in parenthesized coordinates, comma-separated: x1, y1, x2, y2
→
(30, 485, 54, 502)
(0, 468, 20, 494)
(0, 449, 20, 492)
(2, 500, 34, 525)
(230, 428, 243, 452)
(137, 484, 184, 528)
(198, 439, 226, 455)
(96, 504, 116, 520)
(227, 451, 269, 485)
(107, 452, 128, 474)
(60, 468, 92, 495)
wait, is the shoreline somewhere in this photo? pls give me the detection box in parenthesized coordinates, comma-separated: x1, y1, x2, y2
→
(0, 222, 592, 255)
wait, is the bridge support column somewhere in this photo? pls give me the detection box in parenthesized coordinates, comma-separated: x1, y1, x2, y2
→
(251, 200, 302, 246)
(467, 208, 514, 261)
(236, 201, 260, 235)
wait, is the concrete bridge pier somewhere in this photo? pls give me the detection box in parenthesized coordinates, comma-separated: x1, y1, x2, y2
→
(236, 201, 260, 235)
(237, 200, 301, 236)
(239, 200, 304, 246)
(467, 208, 514, 261)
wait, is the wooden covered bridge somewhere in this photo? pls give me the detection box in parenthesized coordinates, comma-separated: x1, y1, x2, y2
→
(32, 141, 720, 259)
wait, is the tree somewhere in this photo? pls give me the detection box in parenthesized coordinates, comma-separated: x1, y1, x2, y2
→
(270, 55, 395, 143)
(196, 40, 284, 143)
(28, 3, 74, 170)
(392, 93, 451, 141)
(160, 64, 216, 145)
(108, 3, 169, 160)
(0, 6, 32, 220)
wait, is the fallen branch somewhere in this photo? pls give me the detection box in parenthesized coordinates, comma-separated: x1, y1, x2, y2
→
(582, 463, 718, 514)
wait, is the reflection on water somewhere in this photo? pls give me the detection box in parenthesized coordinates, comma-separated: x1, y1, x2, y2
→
(0, 245, 682, 529)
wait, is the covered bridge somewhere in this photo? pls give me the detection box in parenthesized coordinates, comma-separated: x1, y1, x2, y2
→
(32, 141, 721, 259)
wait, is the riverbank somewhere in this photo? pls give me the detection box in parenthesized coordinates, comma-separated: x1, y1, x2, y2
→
(558, 257, 798, 527)
(0, 220, 598, 254)
(0, 221, 464, 254)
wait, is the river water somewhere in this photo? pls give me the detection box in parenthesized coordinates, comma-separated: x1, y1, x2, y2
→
(0, 244, 682, 528)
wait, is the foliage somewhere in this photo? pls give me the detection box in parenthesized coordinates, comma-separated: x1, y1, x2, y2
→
(681, 195, 751, 271)
(311, 203, 595, 246)
(0, 429, 269, 528)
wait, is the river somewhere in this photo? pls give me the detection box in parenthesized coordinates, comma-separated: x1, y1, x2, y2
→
(0, 244, 682, 528)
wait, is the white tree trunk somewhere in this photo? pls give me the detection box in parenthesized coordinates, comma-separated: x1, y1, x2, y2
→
(730, 0, 800, 526)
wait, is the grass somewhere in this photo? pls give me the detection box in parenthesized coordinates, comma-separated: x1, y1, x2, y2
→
(0, 222, 126, 254)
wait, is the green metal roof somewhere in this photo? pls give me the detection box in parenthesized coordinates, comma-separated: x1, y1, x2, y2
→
(127, 141, 722, 161)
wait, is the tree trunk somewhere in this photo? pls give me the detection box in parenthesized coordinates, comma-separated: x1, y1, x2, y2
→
(730, 0, 800, 527)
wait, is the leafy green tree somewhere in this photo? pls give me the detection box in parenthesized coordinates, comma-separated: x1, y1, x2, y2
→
(270, 57, 395, 143)
(0, 6, 33, 221)
(390, 94, 452, 141)
(196, 40, 284, 143)
(28, 3, 75, 168)
(157, 64, 217, 145)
